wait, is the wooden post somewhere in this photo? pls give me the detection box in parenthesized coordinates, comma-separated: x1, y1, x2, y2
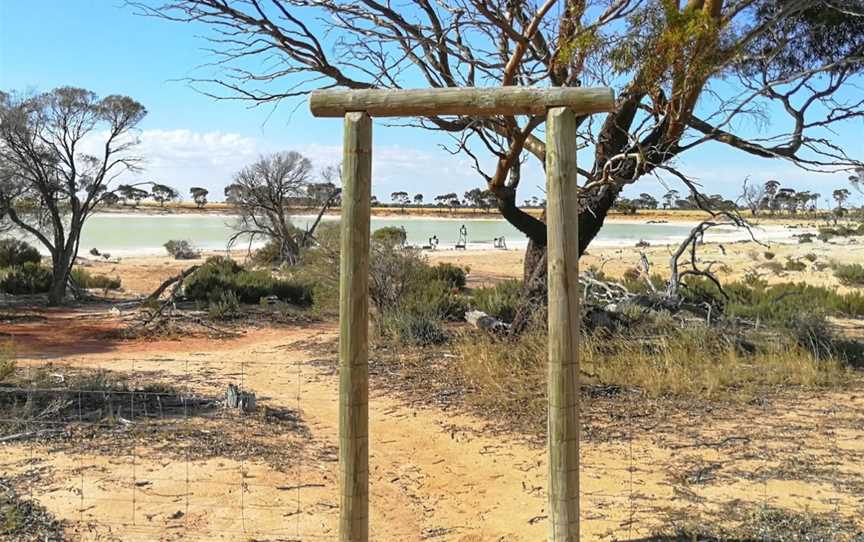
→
(545, 106, 580, 542)
(339, 111, 372, 542)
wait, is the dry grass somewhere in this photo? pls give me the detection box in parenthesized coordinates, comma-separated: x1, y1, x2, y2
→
(454, 323, 852, 417)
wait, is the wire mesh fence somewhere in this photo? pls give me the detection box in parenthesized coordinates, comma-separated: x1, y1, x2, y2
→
(2, 323, 863, 540)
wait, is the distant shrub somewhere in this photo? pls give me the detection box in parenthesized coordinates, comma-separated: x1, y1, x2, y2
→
(163, 239, 200, 260)
(762, 251, 775, 260)
(71, 268, 122, 290)
(184, 256, 312, 306)
(0, 263, 52, 294)
(762, 260, 784, 275)
(207, 290, 241, 320)
(371, 226, 407, 248)
(833, 263, 864, 287)
(783, 258, 806, 272)
(380, 308, 447, 346)
(422, 262, 467, 289)
(471, 280, 522, 322)
(803, 253, 818, 263)
(250, 240, 282, 267)
(797, 233, 815, 244)
(0, 239, 41, 268)
(0, 343, 14, 382)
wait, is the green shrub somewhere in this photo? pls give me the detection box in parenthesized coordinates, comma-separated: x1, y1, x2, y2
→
(783, 258, 806, 272)
(184, 256, 312, 305)
(833, 263, 864, 287)
(803, 253, 818, 262)
(763, 251, 775, 260)
(207, 290, 241, 320)
(371, 226, 407, 248)
(71, 268, 121, 290)
(0, 263, 52, 294)
(250, 240, 283, 267)
(682, 277, 864, 324)
(163, 239, 199, 260)
(402, 279, 467, 321)
(471, 279, 522, 322)
(762, 260, 784, 274)
(0, 239, 41, 267)
(422, 262, 467, 289)
(380, 308, 447, 346)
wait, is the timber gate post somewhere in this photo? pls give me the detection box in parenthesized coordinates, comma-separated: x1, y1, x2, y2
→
(545, 107, 581, 541)
(339, 111, 372, 542)
(310, 87, 614, 542)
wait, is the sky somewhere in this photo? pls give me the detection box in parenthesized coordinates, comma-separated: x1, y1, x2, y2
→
(0, 1, 861, 206)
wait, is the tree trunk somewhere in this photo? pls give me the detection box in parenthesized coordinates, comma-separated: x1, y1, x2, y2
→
(48, 253, 72, 306)
(508, 185, 621, 334)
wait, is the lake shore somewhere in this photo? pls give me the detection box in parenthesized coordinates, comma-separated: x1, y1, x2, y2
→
(99, 200, 839, 227)
(73, 234, 863, 297)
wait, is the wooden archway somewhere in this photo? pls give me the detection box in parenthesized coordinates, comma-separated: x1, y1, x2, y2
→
(309, 87, 615, 542)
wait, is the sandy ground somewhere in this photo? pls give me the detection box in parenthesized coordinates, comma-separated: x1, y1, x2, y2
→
(2, 311, 864, 541)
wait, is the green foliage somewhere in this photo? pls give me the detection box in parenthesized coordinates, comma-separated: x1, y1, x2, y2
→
(250, 240, 283, 267)
(379, 309, 447, 346)
(207, 290, 241, 320)
(184, 256, 313, 306)
(0, 239, 41, 267)
(783, 258, 806, 272)
(163, 239, 199, 260)
(470, 279, 522, 322)
(421, 262, 467, 289)
(70, 268, 121, 290)
(833, 263, 864, 287)
(682, 277, 864, 325)
(763, 250, 776, 260)
(0, 343, 14, 382)
(0, 263, 52, 294)
(371, 226, 407, 248)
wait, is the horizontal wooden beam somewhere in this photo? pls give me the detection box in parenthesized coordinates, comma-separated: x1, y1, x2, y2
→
(309, 87, 615, 118)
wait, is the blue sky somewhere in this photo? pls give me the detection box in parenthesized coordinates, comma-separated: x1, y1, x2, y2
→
(1, 1, 861, 206)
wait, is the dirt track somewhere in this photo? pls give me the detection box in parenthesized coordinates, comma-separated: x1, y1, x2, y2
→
(2, 310, 864, 541)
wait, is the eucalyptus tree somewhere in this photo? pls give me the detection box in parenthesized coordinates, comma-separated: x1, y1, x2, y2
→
(226, 150, 314, 264)
(151, 183, 179, 206)
(0, 87, 146, 305)
(190, 186, 209, 208)
(136, 0, 864, 294)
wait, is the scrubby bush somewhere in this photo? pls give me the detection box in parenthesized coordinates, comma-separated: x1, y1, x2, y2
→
(783, 258, 806, 272)
(0, 263, 52, 294)
(762, 260, 784, 275)
(163, 239, 199, 260)
(371, 226, 407, 248)
(803, 253, 818, 263)
(471, 279, 522, 322)
(207, 290, 241, 320)
(422, 262, 467, 289)
(682, 277, 864, 324)
(70, 268, 121, 290)
(763, 250, 775, 260)
(380, 309, 447, 346)
(0, 239, 41, 267)
(183, 256, 313, 305)
(250, 240, 282, 267)
(833, 263, 864, 287)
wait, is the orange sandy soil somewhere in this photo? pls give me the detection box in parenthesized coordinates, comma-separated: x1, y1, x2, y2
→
(2, 307, 864, 540)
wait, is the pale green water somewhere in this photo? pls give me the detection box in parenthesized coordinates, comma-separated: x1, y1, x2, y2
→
(20, 213, 795, 256)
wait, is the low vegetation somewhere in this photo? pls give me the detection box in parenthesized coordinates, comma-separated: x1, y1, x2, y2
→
(163, 239, 200, 260)
(833, 263, 864, 287)
(183, 256, 313, 307)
